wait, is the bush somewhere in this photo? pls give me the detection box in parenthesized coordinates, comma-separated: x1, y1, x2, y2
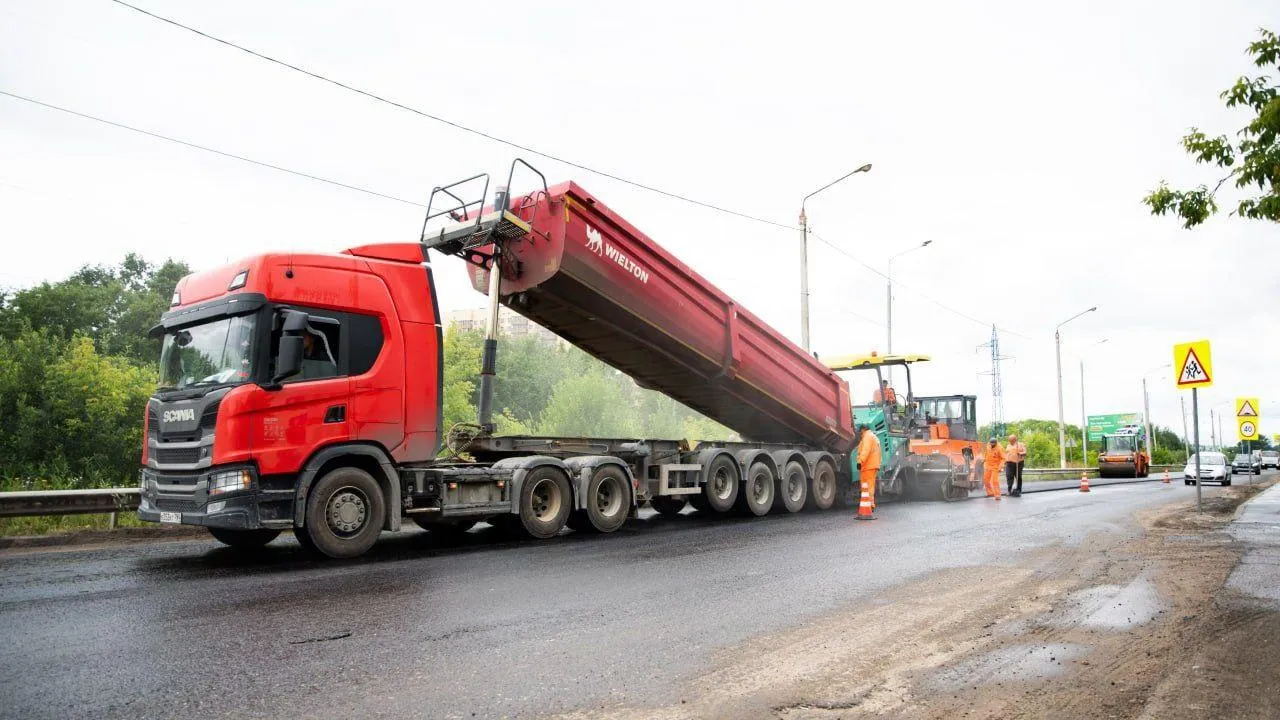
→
(0, 330, 153, 490)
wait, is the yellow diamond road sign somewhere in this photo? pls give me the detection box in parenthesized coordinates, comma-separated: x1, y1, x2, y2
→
(1239, 418, 1259, 442)
(1173, 340, 1213, 389)
(1237, 398, 1260, 418)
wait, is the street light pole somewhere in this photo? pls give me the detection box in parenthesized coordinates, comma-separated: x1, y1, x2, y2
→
(1056, 306, 1098, 468)
(799, 163, 872, 352)
(886, 240, 932, 384)
(1080, 338, 1108, 465)
(1140, 364, 1170, 459)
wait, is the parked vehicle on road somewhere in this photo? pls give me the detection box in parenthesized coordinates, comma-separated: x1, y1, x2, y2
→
(137, 161, 871, 559)
(1184, 452, 1231, 485)
(1259, 450, 1279, 469)
(1232, 452, 1261, 475)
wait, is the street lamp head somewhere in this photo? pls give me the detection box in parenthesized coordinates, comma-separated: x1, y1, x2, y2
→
(921, 240, 933, 247)
(1087, 306, 1097, 312)
(857, 164, 873, 173)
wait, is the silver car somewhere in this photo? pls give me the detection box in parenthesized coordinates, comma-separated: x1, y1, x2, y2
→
(1184, 452, 1231, 485)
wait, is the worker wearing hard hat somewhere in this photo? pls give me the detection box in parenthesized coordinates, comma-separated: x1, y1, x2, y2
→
(855, 424, 882, 515)
(1005, 434, 1027, 497)
(983, 438, 1005, 500)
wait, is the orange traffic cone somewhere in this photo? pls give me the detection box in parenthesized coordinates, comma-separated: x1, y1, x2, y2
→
(1079, 472, 1091, 493)
(857, 483, 876, 520)
(1162, 469, 1171, 484)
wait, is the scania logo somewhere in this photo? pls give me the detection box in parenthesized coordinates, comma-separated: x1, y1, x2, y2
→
(162, 409, 196, 423)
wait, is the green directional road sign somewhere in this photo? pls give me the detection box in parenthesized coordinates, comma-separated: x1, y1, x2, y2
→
(1087, 412, 1144, 442)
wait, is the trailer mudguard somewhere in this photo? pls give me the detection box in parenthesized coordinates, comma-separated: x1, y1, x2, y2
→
(734, 448, 778, 478)
(492, 455, 572, 514)
(562, 456, 638, 512)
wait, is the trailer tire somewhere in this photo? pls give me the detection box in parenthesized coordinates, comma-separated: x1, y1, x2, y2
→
(301, 466, 386, 559)
(568, 465, 630, 533)
(775, 460, 808, 513)
(702, 454, 740, 513)
(650, 495, 687, 518)
(516, 466, 572, 539)
(806, 459, 838, 511)
(736, 461, 775, 516)
(207, 527, 280, 549)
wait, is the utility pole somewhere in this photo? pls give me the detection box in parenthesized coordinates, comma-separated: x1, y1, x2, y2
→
(977, 325, 1011, 440)
(886, 240, 932, 384)
(1180, 395, 1191, 459)
(1056, 307, 1097, 468)
(798, 164, 872, 352)
(1210, 408, 1217, 449)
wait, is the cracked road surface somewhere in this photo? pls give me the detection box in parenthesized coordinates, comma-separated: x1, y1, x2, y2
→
(0, 478, 1248, 719)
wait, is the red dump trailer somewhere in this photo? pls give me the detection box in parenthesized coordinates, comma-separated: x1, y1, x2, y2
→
(137, 161, 859, 559)
(461, 180, 854, 453)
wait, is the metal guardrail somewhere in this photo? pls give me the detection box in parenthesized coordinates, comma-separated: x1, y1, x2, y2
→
(0, 466, 1187, 524)
(1023, 464, 1180, 481)
(0, 488, 140, 518)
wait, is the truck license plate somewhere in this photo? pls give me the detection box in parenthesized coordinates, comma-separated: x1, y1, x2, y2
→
(159, 511, 182, 524)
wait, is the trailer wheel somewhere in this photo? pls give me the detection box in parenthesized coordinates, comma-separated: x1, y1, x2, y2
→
(806, 460, 838, 510)
(701, 454, 740, 513)
(736, 461, 775, 516)
(516, 466, 572, 539)
(568, 465, 630, 533)
(207, 527, 281, 549)
(302, 466, 386, 559)
(650, 495, 687, 517)
(775, 460, 808, 513)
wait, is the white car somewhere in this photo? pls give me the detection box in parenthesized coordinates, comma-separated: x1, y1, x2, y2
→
(1260, 450, 1279, 470)
(1184, 452, 1231, 486)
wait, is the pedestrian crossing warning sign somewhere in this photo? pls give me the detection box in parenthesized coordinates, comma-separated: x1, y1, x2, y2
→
(1173, 340, 1213, 389)
(1236, 398, 1260, 418)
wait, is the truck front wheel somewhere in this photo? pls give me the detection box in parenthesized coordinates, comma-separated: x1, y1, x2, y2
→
(207, 527, 281, 549)
(301, 467, 386, 558)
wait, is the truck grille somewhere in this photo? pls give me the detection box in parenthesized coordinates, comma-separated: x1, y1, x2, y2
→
(153, 447, 201, 465)
(153, 497, 201, 513)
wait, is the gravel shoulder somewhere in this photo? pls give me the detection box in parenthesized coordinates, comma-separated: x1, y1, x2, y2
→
(549, 479, 1280, 720)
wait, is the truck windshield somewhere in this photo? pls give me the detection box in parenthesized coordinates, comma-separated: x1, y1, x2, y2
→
(158, 315, 255, 391)
(1103, 435, 1137, 453)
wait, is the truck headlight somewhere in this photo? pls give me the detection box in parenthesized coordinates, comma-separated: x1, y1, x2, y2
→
(208, 469, 252, 496)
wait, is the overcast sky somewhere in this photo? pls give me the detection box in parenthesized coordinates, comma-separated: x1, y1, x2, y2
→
(2, 0, 1277, 443)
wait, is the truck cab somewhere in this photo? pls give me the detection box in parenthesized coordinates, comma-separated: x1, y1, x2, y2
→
(138, 247, 445, 554)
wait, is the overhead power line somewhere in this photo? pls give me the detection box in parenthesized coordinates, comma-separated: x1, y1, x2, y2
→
(107, 0, 794, 231)
(106, 0, 1032, 341)
(0, 89, 425, 207)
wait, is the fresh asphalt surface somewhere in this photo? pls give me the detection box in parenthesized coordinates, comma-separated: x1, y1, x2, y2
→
(0, 475, 1258, 720)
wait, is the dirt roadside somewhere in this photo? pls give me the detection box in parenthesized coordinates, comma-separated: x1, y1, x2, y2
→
(551, 481, 1280, 720)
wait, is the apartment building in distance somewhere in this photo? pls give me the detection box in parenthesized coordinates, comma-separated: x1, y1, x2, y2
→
(445, 307, 565, 347)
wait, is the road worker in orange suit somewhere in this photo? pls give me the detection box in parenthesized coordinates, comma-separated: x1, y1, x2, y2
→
(983, 438, 1005, 501)
(856, 424, 882, 513)
(872, 380, 898, 405)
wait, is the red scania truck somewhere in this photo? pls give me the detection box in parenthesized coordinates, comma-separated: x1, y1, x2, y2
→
(138, 161, 860, 558)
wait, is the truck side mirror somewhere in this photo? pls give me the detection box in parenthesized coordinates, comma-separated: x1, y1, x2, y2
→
(272, 335, 304, 384)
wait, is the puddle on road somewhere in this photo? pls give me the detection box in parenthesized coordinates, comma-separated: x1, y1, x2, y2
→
(1052, 576, 1167, 630)
(928, 643, 1089, 691)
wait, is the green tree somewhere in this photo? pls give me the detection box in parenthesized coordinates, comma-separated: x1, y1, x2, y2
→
(0, 330, 153, 490)
(535, 369, 638, 437)
(0, 253, 190, 367)
(1144, 28, 1280, 228)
